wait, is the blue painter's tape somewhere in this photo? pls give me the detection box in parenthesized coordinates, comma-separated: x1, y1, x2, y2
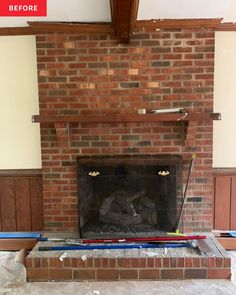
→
(0, 232, 41, 239)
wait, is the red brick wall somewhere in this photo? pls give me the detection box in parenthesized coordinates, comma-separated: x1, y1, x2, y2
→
(36, 28, 214, 232)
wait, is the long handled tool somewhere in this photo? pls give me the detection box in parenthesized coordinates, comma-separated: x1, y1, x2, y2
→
(61, 234, 206, 245)
(172, 153, 196, 234)
(38, 242, 192, 251)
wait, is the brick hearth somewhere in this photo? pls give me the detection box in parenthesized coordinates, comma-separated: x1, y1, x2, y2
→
(26, 234, 231, 281)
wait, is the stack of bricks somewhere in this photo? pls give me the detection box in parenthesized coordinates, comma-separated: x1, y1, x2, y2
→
(36, 27, 215, 233)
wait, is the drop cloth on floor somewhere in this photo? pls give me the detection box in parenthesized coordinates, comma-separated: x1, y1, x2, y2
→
(0, 251, 26, 293)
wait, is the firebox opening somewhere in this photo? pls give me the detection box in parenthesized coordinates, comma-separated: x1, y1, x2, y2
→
(77, 155, 182, 238)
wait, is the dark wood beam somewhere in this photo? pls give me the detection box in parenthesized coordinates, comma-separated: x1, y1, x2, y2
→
(0, 22, 114, 36)
(136, 18, 223, 30)
(110, 0, 139, 43)
(0, 18, 228, 37)
(28, 21, 113, 34)
(216, 22, 236, 31)
(32, 113, 221, 124)
(0, 26, 33, 36)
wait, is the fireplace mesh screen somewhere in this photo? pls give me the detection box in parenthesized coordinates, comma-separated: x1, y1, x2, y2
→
(77, 155, 182, 238)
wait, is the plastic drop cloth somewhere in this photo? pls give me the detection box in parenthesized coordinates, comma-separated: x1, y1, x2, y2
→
(0, 251, 26, 293)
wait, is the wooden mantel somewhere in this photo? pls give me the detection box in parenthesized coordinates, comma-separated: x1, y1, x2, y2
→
(32, 112, 220, 147)
(32, 112, 221, 124)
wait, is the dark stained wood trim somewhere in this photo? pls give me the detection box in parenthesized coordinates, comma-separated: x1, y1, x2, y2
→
(230, 177, 236, 229)
(28, 22, 114, 34)
(0, 169, 42, 176)
(129, 0, 139, 34)
(216, 237, 236, 250)
(0, 18, 230, 37)
(0, 171, 44, 232)
(0, 26, 33, 36)
(213, 168, 236, 175)
(214, 176, 231, 230)
(136, 18, 223, 29)
(32, 112, 221, 124)
(0, 179, 17, 231)
(213, 230, 236, 249)
(110, 0, 117, 32)
(216, 22, 236, 31)
(15, 178, 32, 231)
(0, 238, 37, 251)
(110, 0, 139, 43)
(30, 177, 44, 231)
(0, 22, 114, 36)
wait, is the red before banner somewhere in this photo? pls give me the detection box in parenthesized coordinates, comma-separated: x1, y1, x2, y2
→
(0, 0, 47, 16)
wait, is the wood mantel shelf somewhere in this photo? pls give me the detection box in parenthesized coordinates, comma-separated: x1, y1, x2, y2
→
(32, 112, 221, 147)
(32, 112, 221, 124)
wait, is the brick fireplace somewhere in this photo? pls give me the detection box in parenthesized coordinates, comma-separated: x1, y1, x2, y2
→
(36, 27, 214, 234)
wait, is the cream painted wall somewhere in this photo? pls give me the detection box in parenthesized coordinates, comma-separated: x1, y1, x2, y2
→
(0, 35, 41, 169)
(213, 32, 236, 167)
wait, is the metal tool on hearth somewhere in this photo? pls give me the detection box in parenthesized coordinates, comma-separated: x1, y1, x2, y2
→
(170, 153, 196, 235)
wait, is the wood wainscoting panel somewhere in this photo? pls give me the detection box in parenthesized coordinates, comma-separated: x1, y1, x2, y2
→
(15, 178, 32, 231)
(0, 170, 43, 232)
(214, 176, 231, 230)
(30, 176, 44, 231)
(230, 176, 236, 229)
(0, 179, 16, 231)
(213, 169, 236, 231)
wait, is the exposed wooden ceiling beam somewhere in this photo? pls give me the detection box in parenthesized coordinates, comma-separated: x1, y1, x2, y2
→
(136, 18, 223, 30)
(0, 22, 114, 36)
(110, 0, 139, 44)
(0, 18, 226, 37)
(216, 22, 236, 31)
(28, 22, 113, 34)
(0, 26, 33, 36)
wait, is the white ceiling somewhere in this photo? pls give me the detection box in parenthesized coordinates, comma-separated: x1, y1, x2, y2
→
(0, 0, 111, 27)
(138, 0, 236, 21)
(0, 0, 236, 28)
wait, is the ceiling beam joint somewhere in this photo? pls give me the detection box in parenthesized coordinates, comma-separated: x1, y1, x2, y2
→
(110, 0, 139, 44)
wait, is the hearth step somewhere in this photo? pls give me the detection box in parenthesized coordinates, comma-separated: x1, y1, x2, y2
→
(26, 233, 231, 282)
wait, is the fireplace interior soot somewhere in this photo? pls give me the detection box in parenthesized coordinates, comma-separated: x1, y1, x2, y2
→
(77, 155, 182, 238)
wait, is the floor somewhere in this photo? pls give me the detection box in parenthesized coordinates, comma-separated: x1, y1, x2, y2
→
(1, 251, 236, 294)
